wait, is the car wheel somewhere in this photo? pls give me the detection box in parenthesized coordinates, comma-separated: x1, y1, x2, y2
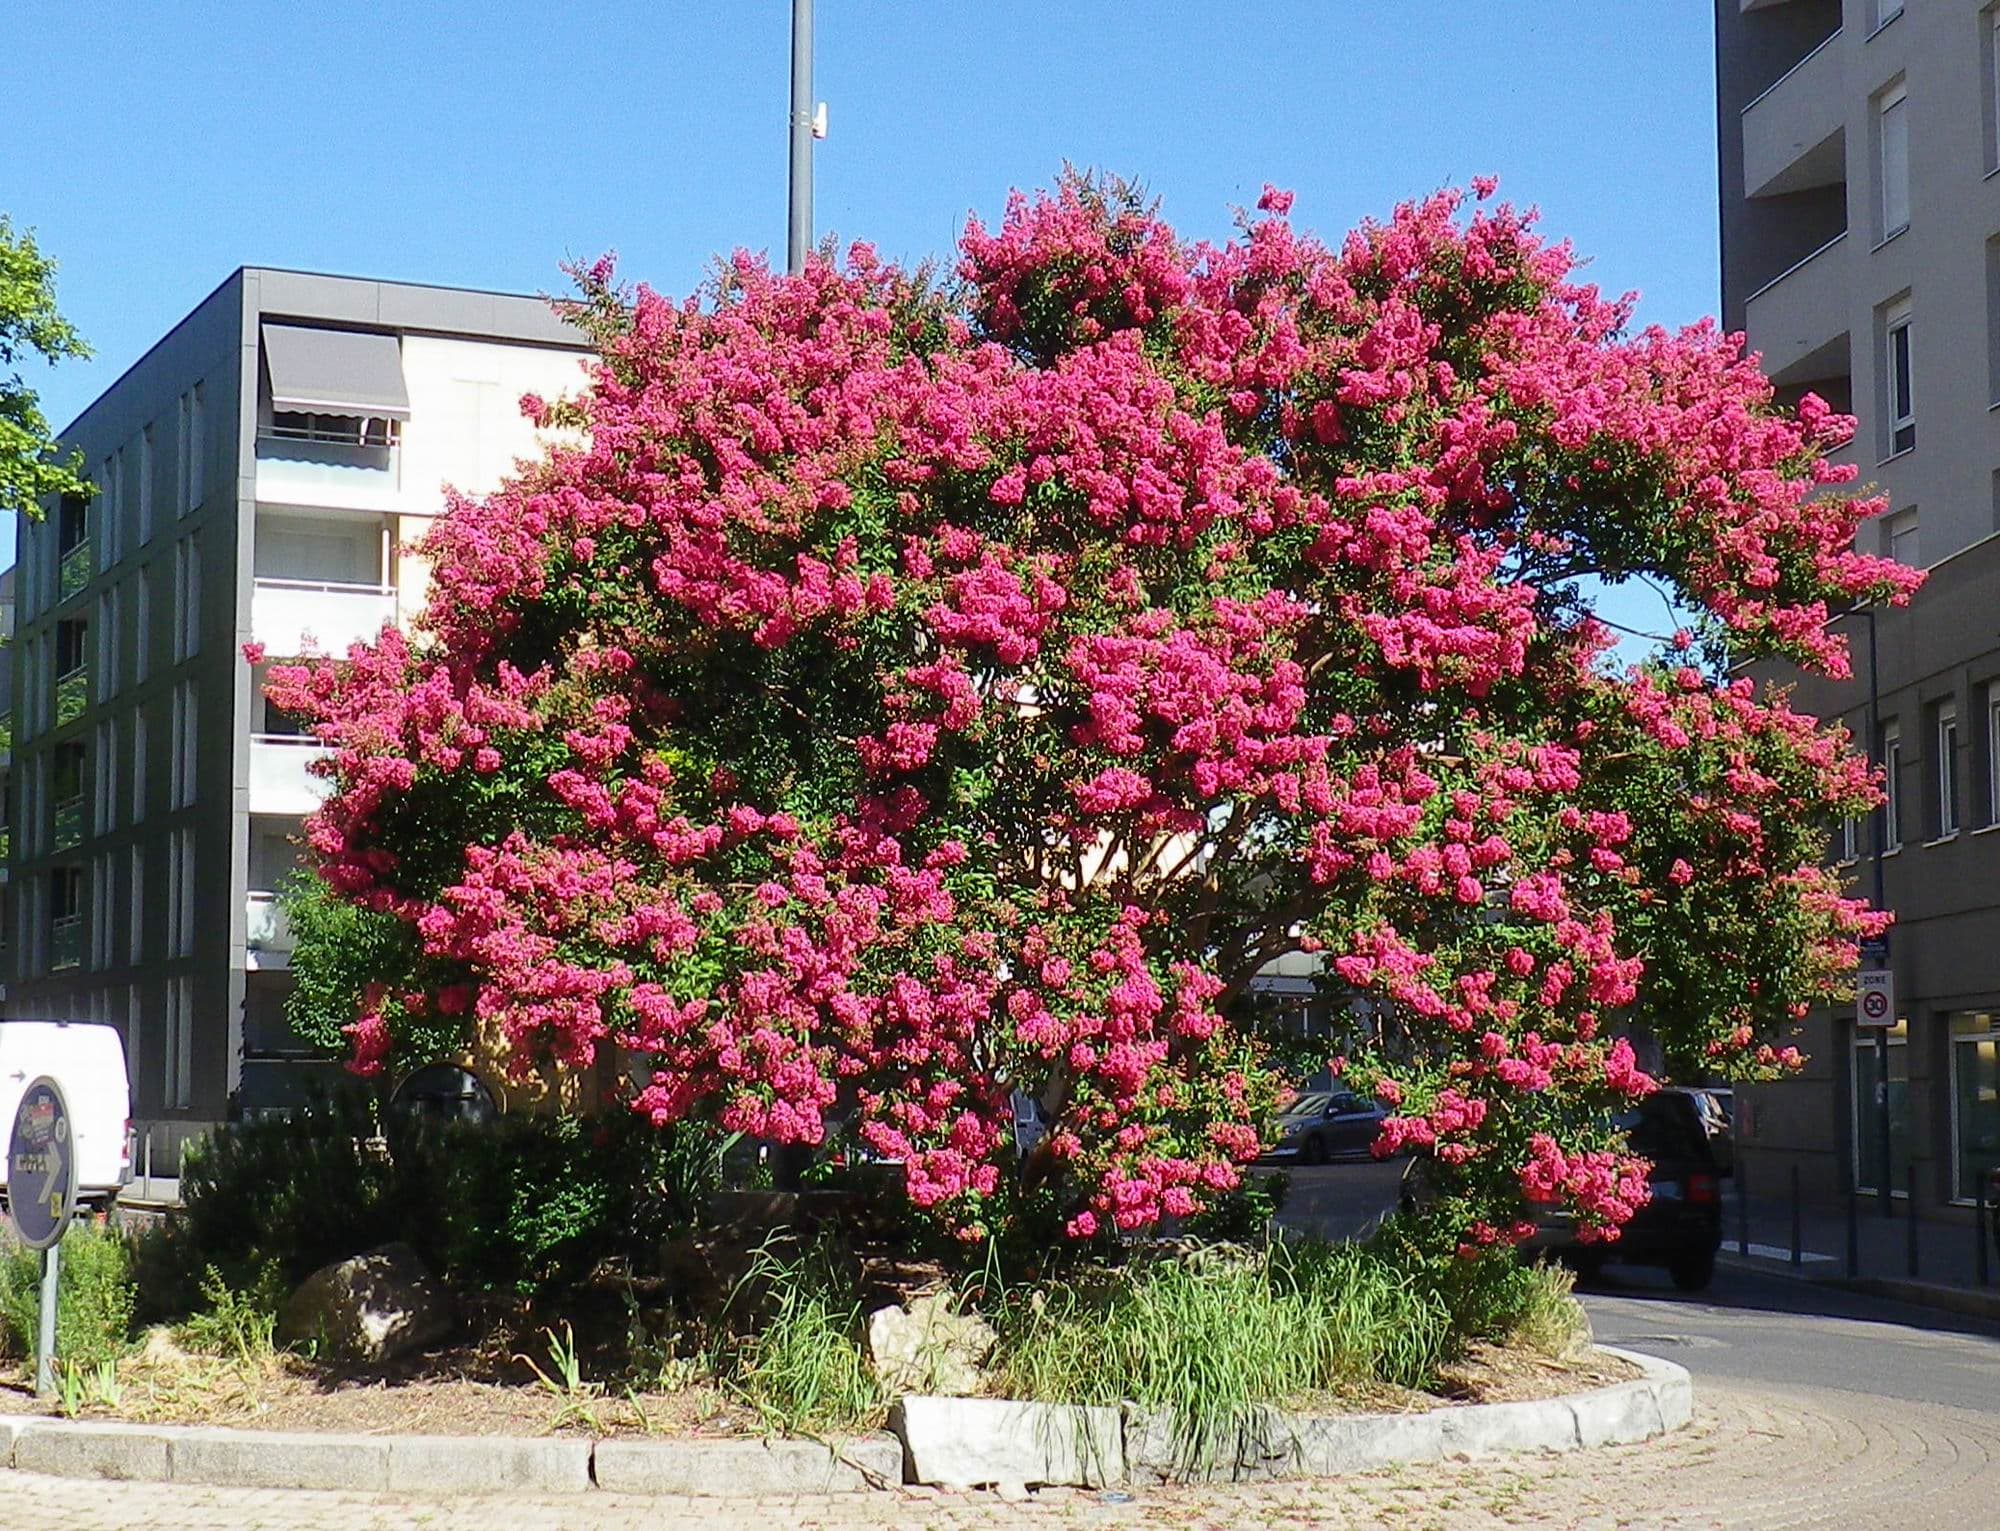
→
(1668, 1250, 1715, 1293)
(1302, 1134, 1328, 1166)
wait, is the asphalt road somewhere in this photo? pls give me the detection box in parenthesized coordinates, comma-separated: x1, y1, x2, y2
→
(1584, 1257, 2000, 1419)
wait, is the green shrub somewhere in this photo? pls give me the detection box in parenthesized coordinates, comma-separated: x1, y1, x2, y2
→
(994, 1240, 1448, 1477)
(176, 1265, 283, 1363)
(0, 1223, 135, 1369)
(138, 1086, 734, 1321)
(717, 1243, 879, 1434)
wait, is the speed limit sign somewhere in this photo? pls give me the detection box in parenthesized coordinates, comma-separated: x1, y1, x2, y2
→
(1857, 969, 1895, 1028)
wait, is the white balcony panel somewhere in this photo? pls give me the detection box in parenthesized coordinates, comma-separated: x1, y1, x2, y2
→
(255, 437, 402, 513)
(249, 736, 333, 817)
(1744, 232, 1853, 386)
(252, 579, 398, 658)
(245, 892, 293, 970)
(1741, 31, 1846, 199)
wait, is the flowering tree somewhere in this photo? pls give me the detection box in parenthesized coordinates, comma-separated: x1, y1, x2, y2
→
(269, 176, 1916, 1255)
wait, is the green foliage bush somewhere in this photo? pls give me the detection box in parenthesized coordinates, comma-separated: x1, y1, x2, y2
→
(141, 1088, 734, 1321)
(994, 1239, 1449, 1475)
(0, 1223, 135, 1369)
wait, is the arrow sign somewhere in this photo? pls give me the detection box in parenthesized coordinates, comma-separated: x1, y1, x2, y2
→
(8, 1078, 77, 1252)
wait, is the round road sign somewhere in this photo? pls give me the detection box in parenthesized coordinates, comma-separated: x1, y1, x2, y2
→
(8, 1077, 78, 1251)
(1861, 989, 1890, 1023)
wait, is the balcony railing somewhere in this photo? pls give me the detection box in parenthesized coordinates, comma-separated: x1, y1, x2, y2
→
(55, 666, 88, 728)
(248, 734, 333, 817)
(246, 891, 294, 968)
(250, 578, 398, 658)
(254, 433, 400, 513)
(51, 795, 82, 853)
(51, 913, 81, 971)
(59, 541, 91, 602)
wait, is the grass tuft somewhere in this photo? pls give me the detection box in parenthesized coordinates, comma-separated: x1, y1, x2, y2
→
(994, 1240, 1449, 1478)
(719, 1242, 881, 1436)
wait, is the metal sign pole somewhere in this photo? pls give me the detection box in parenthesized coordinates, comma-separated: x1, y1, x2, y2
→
(34, 1244, 57, 1399)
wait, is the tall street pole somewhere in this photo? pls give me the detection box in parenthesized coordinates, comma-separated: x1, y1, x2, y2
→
(787, 0, 815, 275)
(1865, 605, 1893, 1218)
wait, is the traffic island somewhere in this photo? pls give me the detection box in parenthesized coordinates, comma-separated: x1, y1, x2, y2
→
(0, 1347, 1690, 1496)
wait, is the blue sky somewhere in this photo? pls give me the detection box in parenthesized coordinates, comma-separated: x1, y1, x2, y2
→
(2, 1, 1719, 639)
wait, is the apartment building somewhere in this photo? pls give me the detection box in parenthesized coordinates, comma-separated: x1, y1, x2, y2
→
(4, 269, 589, 1140)
(1719, 0, 2000, 1216)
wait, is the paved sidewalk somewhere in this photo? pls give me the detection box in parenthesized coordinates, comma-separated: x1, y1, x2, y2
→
(5, 1379, 1997, 1530)
(1717, 1183, 2000, 1314)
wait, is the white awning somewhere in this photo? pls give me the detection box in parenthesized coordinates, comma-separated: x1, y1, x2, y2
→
(262, 323, 411, 420)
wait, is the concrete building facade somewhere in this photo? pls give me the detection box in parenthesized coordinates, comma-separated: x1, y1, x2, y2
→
(4, 270, 588, 1148)
(1718, 0, 2000, 1215)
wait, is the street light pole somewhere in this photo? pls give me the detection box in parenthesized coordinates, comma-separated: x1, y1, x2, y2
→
(787, 0, 815, 275)
(1864, 604, 1892, 1218)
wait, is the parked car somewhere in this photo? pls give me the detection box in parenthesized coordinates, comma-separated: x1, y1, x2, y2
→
(0, 1021, 132, 1207)
(1685, 1086, 1734, 1176)
(1264, 1089, 1388, 1165)
(1530, 1087, 1725, 1292)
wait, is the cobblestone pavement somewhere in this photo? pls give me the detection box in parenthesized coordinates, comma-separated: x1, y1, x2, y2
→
(6, 1376, 1999, 1531)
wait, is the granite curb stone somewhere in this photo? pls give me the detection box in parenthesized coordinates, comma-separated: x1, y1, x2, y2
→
(594, 1434, 901, 1494)
(0, 1345, 1691, 1494)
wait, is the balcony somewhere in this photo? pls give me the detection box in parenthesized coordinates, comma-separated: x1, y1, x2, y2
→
(51, 913, 80, 971)
(58, 542, 91, 603)
(55, 666, 88, 729)
(245, 891, 293, 970)
(1744, 232, 1852, 387)
(51, 795, 82, 854)
(1742, 28, 1845, 200)
(249, 735, 333, 817)
(251, 578, 398, 658)
(255, 434, 401, 514)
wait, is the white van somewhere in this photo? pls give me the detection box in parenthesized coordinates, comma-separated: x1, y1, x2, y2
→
(0, 1022, 132, 1205)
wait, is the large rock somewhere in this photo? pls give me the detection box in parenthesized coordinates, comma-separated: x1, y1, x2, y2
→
(867, 1290, 996, 1397)
(277, 1242, 453, 1366)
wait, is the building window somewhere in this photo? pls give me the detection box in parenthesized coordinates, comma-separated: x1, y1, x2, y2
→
(1854, 1018, 1912, 1197)
(49, 866, 82, 972)
(127, 844, 144, 967)
(1838, 815, 1860, 865)
(170, 683, 198, 810)
(50, 742, 84, 853)
(92, 718, 117, 837)
(134, 568, 151, 686)
(130, 708, 147, 825)
(97, 456, 118, 572)
(1989, 7, 2000, 174)
(1951, 1013, 2000, 1201)
(1881, 723, 1903, 852)
(173, 537, 201, 663)
(1879, 83, 1909, 240)
(138, 424, 154, 546)
(176, 386, 205, 517)
(90, 850, 112, 972)
(1885, 506, 1919, 567)
(95, 589, 120, 702)
(1872, 0, 1904, 33)
(164, 974, 192, 1111)
(167, 827, 195, 959)
(1989, 687, 2000, 826)
(1885, 301, 1916, 456)
(1937, 702, 1962, 839)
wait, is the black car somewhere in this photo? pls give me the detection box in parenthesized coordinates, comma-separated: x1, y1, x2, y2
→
(1532, 1087, 1725, 1292)
(1265, 1089, 1389, 1164)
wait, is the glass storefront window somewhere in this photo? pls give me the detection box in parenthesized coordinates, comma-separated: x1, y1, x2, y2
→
(1951, 1012, 2000, 1202)
(1853, 1018, 1911, 1196)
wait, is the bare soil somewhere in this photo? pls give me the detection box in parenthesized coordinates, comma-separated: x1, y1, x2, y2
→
(0, 1334, 1633, 1437)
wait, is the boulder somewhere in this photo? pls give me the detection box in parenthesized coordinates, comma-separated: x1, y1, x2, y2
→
(277, 1242, 453, 1366)
(867, 1290, 996, 1397)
